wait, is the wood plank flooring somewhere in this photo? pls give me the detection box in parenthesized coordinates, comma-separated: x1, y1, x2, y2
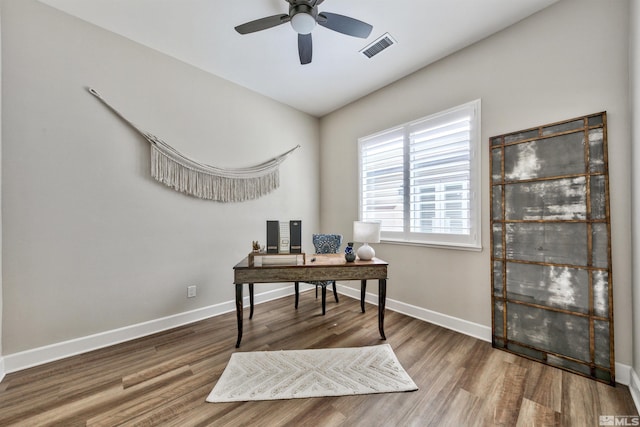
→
(0, 293, 637, 426)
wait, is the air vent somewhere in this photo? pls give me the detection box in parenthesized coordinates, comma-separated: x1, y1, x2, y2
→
(360, 33, 396, 58)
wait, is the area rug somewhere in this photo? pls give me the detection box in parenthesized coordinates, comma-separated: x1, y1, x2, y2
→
(206, 344, 418, 402)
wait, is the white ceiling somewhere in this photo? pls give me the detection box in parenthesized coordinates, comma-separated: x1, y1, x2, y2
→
(39, 0, 558, 117)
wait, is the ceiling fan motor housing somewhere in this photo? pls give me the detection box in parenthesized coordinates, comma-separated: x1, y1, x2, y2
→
(289, 3, 317, 34)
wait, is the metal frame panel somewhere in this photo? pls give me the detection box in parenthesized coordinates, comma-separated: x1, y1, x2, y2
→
(490, 112, 614, 384)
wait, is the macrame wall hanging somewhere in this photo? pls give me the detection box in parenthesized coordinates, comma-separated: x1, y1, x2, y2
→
(88, 88, 300, 203)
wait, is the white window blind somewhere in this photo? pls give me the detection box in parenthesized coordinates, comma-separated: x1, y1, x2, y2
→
(359, 100, 481, 249)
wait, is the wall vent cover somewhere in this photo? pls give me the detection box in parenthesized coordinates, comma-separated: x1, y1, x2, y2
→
(360, 33, 396, 58)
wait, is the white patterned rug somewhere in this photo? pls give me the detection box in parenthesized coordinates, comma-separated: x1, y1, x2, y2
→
(206, 344, 418, 402)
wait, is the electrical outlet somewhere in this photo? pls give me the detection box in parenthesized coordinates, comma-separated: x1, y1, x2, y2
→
(187, 285, 197, 298)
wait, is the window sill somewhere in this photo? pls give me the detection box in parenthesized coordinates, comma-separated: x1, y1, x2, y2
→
(380, 238, 483, 252)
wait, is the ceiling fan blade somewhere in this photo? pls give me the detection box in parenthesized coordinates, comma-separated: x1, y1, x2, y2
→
(311, 0, 325, 6)
(235, 14, 290, 34)
(317, 12, 372, 38)
(298, 33, 312, 65)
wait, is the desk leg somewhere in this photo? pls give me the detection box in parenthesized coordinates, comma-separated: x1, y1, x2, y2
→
(360, 280, 367, 313)
(235, 283, 243, 348)
(321, 286, 327, 315)
(378, 279, 387, 340)
(249, 283, 254, 320)
(294, 282, 299, 309)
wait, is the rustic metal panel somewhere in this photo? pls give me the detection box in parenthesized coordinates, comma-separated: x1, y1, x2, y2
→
(506, 302, 590, 362)
(504, 129, 539, 144)
(494, 300, 504, 337)
(492, 224, 503, 258)
(504, 177, 587, 220)
(505, 223, 588, 265)
(493, 261, 504, 296)
(589, 128, 605, 173)
(589, 115, 604, 127)
(490, 112, 614, 384)
(592, 223, 609, 268)
(593, 270, 609, 317)
(590, 175, 607, 219)
(507, 341, 544, 360)
(542, 119, 584, 136)
(547, 354, 592, 376)
(506, 262, 589, 313)
(594, 320, 611, 367)
(503, 132, 585, 181)
(491, 148, 502, 181)
(492, 185, 503, 220)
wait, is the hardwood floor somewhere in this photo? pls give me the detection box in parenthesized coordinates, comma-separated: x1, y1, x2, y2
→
(0, 293, 637, 426)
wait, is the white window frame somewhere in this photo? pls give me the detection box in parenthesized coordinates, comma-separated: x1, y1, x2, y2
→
(358, 99, 482, 250)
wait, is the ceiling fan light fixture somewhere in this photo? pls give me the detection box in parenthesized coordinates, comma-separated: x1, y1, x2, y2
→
(290, 12, 316, 34)
(235, 1, 373, 64)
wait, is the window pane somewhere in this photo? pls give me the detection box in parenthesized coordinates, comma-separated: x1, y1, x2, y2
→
(360, 130, 405, 232)
(410, 115, 472, 235)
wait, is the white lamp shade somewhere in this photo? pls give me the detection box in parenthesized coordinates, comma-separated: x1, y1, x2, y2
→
(353, 221, 381, 244)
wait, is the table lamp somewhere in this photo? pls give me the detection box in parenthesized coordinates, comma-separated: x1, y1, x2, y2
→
(353, 221, 381, 261)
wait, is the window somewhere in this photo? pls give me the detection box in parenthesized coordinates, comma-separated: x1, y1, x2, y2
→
(358, 100, 481, 249)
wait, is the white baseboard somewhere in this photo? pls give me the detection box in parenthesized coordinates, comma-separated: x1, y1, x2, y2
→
(0, 356, 5, 383)
(335, 283, 492, 342)
(630, 368, 640, 413)
(615, 363, 633, 388)
(336, 283, 635, 388)
(3, 284, 311, 374)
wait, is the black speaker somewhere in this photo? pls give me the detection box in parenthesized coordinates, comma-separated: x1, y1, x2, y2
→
(289, 220, 302, 253)
(266, 220, 279, 253)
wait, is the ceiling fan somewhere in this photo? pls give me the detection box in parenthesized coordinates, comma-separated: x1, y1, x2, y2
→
(234, 0, 373, 65)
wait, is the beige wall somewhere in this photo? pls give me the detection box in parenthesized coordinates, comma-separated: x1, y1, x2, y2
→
(320, 0, 633, 365)
(1, 0, 320, 354)
(0, 1, 3, 372)
(631, 0, 640, 388)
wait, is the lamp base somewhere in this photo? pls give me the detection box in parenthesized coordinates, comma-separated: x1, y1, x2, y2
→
(357, 243, 375, 261)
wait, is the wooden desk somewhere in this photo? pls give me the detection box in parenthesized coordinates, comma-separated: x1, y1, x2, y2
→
(233, 254, 388, 347)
